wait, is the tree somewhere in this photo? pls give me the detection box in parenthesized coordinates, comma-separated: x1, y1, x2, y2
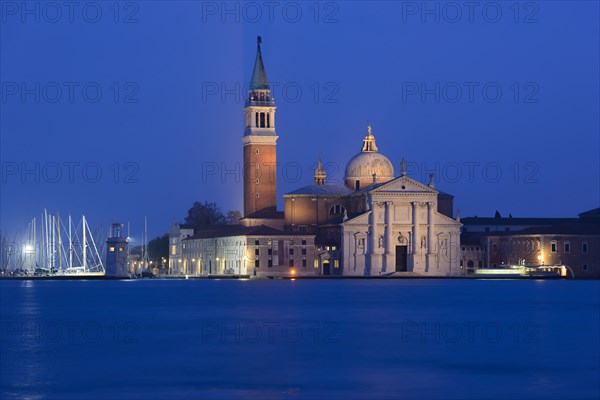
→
(184, 201, 226, 226)
(226, 210, 242, 225)
(148, 234, 169, 261)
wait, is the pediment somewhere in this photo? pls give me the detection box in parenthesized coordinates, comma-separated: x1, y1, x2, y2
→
(369, 175, 437, 194)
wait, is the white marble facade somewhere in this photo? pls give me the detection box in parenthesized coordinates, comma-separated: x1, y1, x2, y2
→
(341, 176, 462, 276)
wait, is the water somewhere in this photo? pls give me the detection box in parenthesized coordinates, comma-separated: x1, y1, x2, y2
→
(1, 279, 598, 399)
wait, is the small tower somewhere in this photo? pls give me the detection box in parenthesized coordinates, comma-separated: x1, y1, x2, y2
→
(242, 36, 278, 217)
(105, 223, 129, 278)
(314, 159, 326, 186)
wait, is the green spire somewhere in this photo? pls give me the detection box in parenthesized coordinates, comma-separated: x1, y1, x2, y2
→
(250, 36, 269, 90)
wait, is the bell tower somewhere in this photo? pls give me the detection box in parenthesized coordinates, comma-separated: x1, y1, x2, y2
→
(242, 36, 278, 217)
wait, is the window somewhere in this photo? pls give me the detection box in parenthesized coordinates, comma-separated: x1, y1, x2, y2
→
(109, 247, 115, 252)
(171, 245, 176, 255)
(462, 246, 466, 251)
(119, 247, 124, 252)
(268, 248, 272, 255)
(301, 239, 306, 245)
(334, 260, 339, 268)
(582, 242, 588, 253)
(267, 240, 272, 246)
(256, 193, 260, 198)
(256, 179, 260, 184)
(255, 240, 259, 245)
(582, 264, 589, 272)
(255, 248, 259, 256)
(268, 259, 273, 268)
(289, 259, 294, 267)
(301, 248, 306, 255)
(551, 241, 557, 253)
(289, 248, 294, 255)
(329, 205, 346, 215)
(302, 259, 307, 267)
(255, 149, 259, 154)
(331, 246, 337, 251)
(564, 242, 570, 253)
(314, 259, 319, 268)
(260, 112, 265, 127)
(255, 259, 260, 268)
(492, 244, 497, 253)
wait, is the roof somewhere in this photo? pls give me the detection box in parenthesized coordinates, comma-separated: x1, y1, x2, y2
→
(250, 36, 269, 90)
(286, 184, 354, 196)
(183, 224, 310, 240)
(579, 207, 600, 218)
(461, 217, 578, 226)
(243, 209, 284, 219)
(517, 223, 600, 235)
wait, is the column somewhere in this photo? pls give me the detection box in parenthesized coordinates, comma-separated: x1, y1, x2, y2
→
(411, 201, 421, 273)
(384, 201, 394, 273)
(367, 202, 379, 275)
(342, 230, 351, 276)
(426, 201, 435, 273)
(411, 202, 419, 255)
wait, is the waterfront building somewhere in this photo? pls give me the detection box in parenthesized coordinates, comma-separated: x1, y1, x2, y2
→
(172, 223, 316, 277)
(105, 223, 129, 278)
(461, 208, 600, 278)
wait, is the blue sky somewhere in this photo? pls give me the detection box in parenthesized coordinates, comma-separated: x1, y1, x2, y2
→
(1, 1, 599, 238)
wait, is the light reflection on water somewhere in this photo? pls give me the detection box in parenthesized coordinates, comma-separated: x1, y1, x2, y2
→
(1, 279, 599, 400)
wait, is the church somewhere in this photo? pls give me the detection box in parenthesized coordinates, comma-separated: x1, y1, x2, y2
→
(239, 36, 463, 276)
(173, 37, 463, 277)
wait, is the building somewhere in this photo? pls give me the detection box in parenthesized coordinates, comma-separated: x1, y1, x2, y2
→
(105, 223, 129, 278)
(284, 127, 463, 276)
(239, 36, 283, 230)
(461, 208, 600, 278)
(172, 224, 317, 277)
(168, 223, 194, 275)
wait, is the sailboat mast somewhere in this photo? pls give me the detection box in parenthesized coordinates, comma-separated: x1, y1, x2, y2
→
(57, 212, 62, 271)
(82, 215, 87, 273)
(68, 214, 73, 270)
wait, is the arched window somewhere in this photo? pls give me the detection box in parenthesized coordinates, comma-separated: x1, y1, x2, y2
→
(329, 205, 346, 215)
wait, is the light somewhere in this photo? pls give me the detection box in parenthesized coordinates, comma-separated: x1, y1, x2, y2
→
(24, 244, 34, 253)
(216, 257, 220, 261)
(290, 269, 296, 275)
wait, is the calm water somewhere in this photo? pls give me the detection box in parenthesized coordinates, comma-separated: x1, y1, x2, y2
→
(0, 279, 599, 400)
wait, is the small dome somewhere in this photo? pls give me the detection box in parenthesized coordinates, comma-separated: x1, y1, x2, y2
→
(344, 125, 395, 190)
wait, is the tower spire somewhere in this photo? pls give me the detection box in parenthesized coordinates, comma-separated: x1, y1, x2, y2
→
(250, 35, 269, 90)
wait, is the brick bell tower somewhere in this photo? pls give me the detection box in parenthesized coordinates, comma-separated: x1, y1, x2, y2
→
(242, 36, 278, 217)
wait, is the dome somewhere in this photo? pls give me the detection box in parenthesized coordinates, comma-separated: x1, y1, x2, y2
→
(344, 126, 395, 190)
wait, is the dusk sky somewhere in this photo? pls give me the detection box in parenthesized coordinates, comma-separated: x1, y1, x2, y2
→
(1, 1, 599, 239)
